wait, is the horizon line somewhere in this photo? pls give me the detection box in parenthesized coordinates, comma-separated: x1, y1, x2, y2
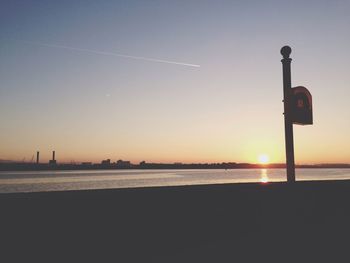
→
(1, 159, 350, 166)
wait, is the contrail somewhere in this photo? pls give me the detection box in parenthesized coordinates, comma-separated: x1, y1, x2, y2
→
(22, 40, 200, 68)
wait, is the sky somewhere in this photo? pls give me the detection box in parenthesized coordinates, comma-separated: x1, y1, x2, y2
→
(1, 0, 350, 164)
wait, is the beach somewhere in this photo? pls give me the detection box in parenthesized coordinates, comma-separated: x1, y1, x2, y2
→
(2, 180, 350, 262)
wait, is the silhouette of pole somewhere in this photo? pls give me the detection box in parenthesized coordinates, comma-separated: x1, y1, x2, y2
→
(281, 46, 295, 183)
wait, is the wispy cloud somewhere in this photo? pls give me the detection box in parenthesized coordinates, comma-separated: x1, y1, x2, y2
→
(22, 40, 201, 68)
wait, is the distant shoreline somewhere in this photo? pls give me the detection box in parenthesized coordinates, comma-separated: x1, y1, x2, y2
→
(1, 161, 349, 171)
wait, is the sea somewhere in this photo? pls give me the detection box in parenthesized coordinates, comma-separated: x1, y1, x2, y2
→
(0, 168, 350, 194)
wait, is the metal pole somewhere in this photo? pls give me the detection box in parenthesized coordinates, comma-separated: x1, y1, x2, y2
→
(281, 46, 295, 183)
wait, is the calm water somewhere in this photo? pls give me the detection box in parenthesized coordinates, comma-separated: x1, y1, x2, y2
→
(0, 168, 350, 193)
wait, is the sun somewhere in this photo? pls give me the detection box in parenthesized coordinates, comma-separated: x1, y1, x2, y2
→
(258, 154, 270, 165)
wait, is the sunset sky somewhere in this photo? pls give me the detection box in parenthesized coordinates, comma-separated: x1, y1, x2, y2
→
(1, 1, 349, 164)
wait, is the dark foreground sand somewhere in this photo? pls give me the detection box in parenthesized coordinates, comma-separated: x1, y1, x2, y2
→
(1, 180, 350, 262)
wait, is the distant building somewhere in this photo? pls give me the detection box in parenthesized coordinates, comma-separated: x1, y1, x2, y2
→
(101, 159, 111, 165)
(116, 160, 131, 168)
(81, 162, 92, 166)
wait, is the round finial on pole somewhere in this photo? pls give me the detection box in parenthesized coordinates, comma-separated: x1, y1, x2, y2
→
(281, 46, 292, 59)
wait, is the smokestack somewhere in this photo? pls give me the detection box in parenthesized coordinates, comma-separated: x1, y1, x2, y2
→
(36, 151, 40, 164)
(49, 150, 57, 165)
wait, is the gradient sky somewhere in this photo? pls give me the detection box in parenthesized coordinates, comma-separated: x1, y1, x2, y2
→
(1, 0, 350, 164)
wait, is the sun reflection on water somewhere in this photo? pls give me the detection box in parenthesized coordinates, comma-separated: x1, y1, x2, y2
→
(260, 169, 269, 183)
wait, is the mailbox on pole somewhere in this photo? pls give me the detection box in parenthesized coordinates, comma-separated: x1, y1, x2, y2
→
(280, 46, 313, 183)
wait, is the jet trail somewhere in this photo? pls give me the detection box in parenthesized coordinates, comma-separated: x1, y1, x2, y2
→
(22, 40, 200, 68)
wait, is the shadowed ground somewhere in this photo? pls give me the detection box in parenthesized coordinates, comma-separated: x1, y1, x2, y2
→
(1, 180, 350, 262)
